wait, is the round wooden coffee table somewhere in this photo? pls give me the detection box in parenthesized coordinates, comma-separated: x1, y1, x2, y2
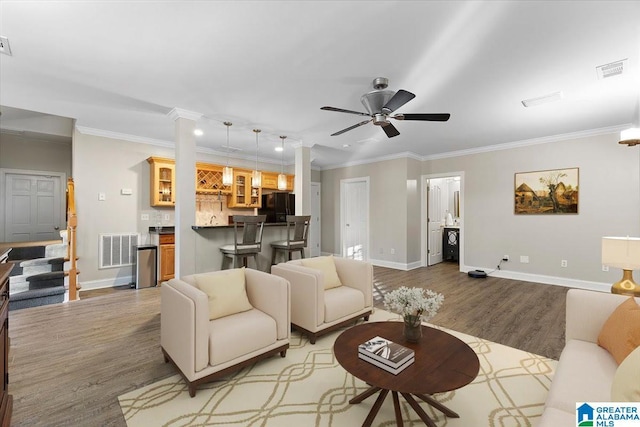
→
(334, 321, 479, 427)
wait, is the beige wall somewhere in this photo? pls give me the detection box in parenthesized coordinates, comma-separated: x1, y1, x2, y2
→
(0, 132, 71, 176)
(320, 131, 640, 288)
(423, 132, 640, 285)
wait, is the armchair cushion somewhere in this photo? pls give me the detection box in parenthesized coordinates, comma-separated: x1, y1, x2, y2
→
(324, 285, 365, 323)
(195, 268, 253, 320)
(301, 255, 342, 289)
(597, 296, 640, 364)
(209, 308, 277, 365)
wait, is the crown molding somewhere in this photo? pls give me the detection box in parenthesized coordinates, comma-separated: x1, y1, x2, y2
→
(75, 126, 175, 148)
(321, 151, 422, 171)
(167, 108, 203, 122)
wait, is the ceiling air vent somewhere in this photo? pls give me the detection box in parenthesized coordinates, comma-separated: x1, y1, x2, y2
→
(0, 37, 11, 56)
(596, 59, 627, 79)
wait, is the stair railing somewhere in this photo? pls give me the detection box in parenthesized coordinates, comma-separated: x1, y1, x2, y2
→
(66, 178, 79, 300)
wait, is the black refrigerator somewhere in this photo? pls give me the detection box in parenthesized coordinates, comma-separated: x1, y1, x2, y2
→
(259, 192, 295, 223)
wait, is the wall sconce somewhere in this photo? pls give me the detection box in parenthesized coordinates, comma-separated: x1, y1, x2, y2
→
(602, 236, 640, 296)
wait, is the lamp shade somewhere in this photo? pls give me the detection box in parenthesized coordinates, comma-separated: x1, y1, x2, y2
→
(602, 237, 640, 270)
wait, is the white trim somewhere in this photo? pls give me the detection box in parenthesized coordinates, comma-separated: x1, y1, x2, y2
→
(319, 124, 629, 170)
(370, 258, 422, 271)
(322, 151, 423, 171)
(79, 275, 135, 291)
(461, 264, 611, 293)
(167, 108, 202, 122)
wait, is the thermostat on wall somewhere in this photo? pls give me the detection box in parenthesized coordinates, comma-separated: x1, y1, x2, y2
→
(121, 188, 133, 195)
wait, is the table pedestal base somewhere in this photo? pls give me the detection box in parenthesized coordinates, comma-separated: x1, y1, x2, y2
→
(349, 386, 460, 427)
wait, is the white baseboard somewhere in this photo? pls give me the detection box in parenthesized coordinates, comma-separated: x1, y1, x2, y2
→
(462, 264, 611, 293)
(369, 258, 423, 271)
(80, 275, 134, 291)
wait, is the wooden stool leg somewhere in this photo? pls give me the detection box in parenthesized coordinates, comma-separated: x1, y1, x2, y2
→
(300, 248, 306, 259)
(271, 248, 277, 265)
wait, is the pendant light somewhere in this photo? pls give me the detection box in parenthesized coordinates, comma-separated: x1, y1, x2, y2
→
(278, 136, 287, 191)
(252, 129, 262, 188)
(222, 121, 233, 186)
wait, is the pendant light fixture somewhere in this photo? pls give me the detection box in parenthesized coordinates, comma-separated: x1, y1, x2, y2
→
(252, 129, 262, 188)
(222, 122, 233, 186)
(278, 136, 287, 191)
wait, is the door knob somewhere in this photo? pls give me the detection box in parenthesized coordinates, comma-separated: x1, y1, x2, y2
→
(54, 226, 60, 230)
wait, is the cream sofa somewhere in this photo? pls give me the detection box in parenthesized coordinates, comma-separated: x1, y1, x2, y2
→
(538, 289, 640, 426)
(271, 256, 373, 344)
(161, 268, 290, 397)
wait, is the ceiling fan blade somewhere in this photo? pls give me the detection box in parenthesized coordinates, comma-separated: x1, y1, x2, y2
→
(381, 89, 416, 114)
(321, 106, 370, 117)
(330, 119, 372, 136)
(381, 123, 400, 138)
(394, 113, 451, 121)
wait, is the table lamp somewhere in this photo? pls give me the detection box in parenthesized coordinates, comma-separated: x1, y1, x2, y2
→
(602, 236, 640, 296)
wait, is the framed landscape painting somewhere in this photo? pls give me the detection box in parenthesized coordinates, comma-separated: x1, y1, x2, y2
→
(514, 168, 579, 214)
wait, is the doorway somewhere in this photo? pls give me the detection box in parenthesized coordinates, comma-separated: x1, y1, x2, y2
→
(309, 182, 321, 257)
(422, 172, 464, 268)
(1, 169, 66, 242)
(340, 177, 369, 260)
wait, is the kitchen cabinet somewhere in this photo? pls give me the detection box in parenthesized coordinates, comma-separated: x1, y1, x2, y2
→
(260, 172, 295, 191)
(0, 264, 12, 426)
(227, 171, 262, 208)
(443, 227, 460, 262)
(196, 163, 231, 194)
(147, 157, 176, 207)
(159, 234, 175, 282)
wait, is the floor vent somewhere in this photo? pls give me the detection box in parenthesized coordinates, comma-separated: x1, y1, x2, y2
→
(99, 233, 139, 269)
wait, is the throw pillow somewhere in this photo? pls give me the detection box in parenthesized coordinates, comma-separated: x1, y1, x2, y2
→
(597, 296, 640, 365)
(195, 268, 253, 320)
(301, 255, 343, 290)
(611, 345, 640, 402)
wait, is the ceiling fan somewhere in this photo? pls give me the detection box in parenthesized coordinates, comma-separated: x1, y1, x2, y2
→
(321, 77, 450, 138)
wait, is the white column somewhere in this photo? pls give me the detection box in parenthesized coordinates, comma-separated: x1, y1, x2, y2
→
(168, 108, 202, 278)
(294, 143, 312, 215)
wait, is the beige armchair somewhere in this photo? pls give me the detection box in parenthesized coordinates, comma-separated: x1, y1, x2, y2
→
(161, 268, 290, 397)
(271, 256, 373, 344)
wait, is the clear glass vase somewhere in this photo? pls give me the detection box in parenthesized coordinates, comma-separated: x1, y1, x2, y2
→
(403, 317, 422, 343)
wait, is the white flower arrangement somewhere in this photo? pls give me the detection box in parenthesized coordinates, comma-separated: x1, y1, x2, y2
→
(383, 286, 444, 327)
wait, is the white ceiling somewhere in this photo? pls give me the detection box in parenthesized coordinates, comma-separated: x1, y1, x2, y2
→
(1, 1, 639, 169)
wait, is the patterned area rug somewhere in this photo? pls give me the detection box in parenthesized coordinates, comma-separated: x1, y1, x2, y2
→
(119, 309, 556, 426)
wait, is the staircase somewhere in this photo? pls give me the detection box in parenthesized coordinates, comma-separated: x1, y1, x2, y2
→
(4, 177, 80, 309)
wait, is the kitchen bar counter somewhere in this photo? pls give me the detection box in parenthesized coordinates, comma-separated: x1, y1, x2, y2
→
(191, 222, 288, 230)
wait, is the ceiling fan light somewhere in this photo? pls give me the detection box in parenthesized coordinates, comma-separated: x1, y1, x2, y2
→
(620, 127, 640, 146)
(277, 173, 287, 191)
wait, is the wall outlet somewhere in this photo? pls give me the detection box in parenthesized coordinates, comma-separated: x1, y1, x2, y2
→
(390, 248, 395, 255)
(561, 260, 568, 268)
(503, 255, 509, 261)
(164, 214, 170, 221)
(520, 255, 529, 263)
(98, 192, 106, 201)
(602, 265, 609, 272)
(141, 214, 149, 221)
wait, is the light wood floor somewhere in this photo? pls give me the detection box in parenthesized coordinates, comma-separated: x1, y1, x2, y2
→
(7, 262, 569, 426)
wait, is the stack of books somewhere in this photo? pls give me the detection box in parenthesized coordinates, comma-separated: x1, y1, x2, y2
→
(358, 336, 415, 375)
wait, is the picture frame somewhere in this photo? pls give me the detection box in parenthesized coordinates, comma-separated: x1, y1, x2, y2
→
(514, 168, 579, 214)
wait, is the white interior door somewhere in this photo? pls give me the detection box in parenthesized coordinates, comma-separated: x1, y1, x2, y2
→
(4, 171, 64, 242)
(427, 179, 443, 266)
(340, 177, 369, 260)
(309, 182, 321, 257)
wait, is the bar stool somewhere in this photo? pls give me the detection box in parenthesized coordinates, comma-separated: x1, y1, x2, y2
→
(220, 215, 266, 269)
(270, 215, 311, 265)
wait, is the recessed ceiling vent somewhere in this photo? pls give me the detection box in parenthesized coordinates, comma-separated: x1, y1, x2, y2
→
(596, 59, 627, 79)
(0, 36, 11, 56)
